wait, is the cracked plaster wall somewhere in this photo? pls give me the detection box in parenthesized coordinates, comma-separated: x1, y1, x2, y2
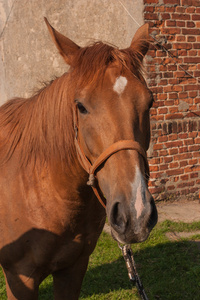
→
(0, 0, 144, 105)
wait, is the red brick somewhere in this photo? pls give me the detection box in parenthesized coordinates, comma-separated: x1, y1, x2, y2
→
(144, 13, 159, 20)
(161, 28, 181, 35)
(184, 84, 200, 91)
(179, 92, 188, 98)
(169, 148, 178, 155)
(149, 165, 159, 172)
(176, 21, 186, 27)
(184, 57, 200, 64)
(178, 50, 188, 58)
(176, 6, 185, 13)
(184, 138, 194, 145)
(168, 93, 178, 99)
(180, 174, 189, 180)
(169, 134, 178, 141)
(177, 182, 195, 188)
(167, 169, 183, 176)
(164, 85, 183, 93)
(166, 7, 175, 13)
(161, 13, 171, 20)
(153, 144, 163, 150)
(190, 173, 199, 179)
(150, 172, 164, 179)
(185, 165, 200, 173)
(160, 65, 167, 71)
(189, 159, 198, 165)
(182, 0, 200, 6)
(173, 43, 192, 50)
(174, 153, 192, 160)
(189, 91, 198, 97)
(170, 162, 179, 168)
(188, 120, 198, 131)
(187, 21, 195, 28)
(178, 146, 188, 153)
(189, 132, 198, 138)
(160, 164, 168, 171)
(158, 108, 168, 114)
(165, 140, 183, 148)
(168, 65, 177, 71)
(182, 28, 200, 35)
(192, 15, 200, 20)
(164, 156, 173, 163)
(186, 7, 195, 13)
(193, 43, 200, 49)
(166, 20, 176, 27)
(178, 133, 188, 139)
(144, 6, 155, 13)
(165, 113, 184, 120)
(195, 137, 200, 144)
(159, 149, 169, 156)
(156, 93, 167, 100)
(188, 50, 197, 56)
(172, 13, 190, 20)
(149, 158, 162, 164)
(180, 161, 188, 167)
(169, 107, 178, 114)
(189, 145, 200, 151)
(164, 0, 180, 4)
(176, 35, 186, 41)
(187, 36, 196, 42)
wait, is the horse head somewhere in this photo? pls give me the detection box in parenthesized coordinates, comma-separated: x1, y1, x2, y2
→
(45, 18, 157, 244)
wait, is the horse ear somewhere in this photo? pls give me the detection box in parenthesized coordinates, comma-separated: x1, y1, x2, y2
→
(129, 23, 150, 61)
(44, 17, 80, 65)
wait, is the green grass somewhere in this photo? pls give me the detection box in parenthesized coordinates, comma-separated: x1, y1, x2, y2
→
(1, 220, 200, 299)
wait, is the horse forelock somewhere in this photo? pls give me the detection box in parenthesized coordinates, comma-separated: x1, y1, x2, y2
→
(0, 41, 144, 168)
(71, 42, 144, 90)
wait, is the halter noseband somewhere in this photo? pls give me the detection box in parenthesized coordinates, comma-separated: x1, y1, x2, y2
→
(73, 107, 149, 209)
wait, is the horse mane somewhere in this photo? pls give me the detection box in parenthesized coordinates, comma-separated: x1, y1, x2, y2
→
(0, 41, 144, 168)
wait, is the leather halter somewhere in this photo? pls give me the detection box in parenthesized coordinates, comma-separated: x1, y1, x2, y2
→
(73, 106, 149, 209)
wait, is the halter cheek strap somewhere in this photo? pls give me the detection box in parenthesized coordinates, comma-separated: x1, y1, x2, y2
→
(73, 108, 149, 209)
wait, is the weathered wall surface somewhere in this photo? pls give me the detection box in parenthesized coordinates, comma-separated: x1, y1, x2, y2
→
(0, 0, 144, 104)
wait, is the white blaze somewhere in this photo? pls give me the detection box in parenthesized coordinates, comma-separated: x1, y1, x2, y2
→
(113, 76, 128, 95)
(131, 166, 145, 219)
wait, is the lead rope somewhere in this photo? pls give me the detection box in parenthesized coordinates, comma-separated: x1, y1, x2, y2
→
(119, 243, 149, 300)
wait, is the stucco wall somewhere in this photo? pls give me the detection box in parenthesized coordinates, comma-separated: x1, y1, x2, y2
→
(0, 0, 144, 105)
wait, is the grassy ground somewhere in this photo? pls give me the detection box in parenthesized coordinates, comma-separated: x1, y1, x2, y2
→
(0, 220, 200, 299)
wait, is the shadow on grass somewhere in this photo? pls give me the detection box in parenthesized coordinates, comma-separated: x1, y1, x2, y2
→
(38, 239, 200, 299)
(80, 240, 200, 299)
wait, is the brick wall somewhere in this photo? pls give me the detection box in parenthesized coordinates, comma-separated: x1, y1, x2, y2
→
(144, 0, 200, 201)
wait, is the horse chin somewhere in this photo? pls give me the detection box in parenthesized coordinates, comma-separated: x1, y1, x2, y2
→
(110, 227, 150, 245)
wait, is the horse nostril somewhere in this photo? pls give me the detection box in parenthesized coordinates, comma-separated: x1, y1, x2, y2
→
(110, 202, 127, 234)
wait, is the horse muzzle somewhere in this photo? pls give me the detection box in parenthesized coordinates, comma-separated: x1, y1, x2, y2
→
(108, 191, 158, 244)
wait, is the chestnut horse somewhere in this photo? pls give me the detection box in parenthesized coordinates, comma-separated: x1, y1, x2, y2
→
(0, 19, 157, 299)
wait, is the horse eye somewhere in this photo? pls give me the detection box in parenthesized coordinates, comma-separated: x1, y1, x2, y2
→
(76, 102, 88, 114)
